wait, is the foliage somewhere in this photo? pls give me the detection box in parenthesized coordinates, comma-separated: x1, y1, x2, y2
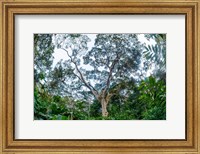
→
(34, 34, 54, 87)
(137, 76, 166, 120)
(143, 34, 166, 81)
(34, 76, 166, 120)
(34, 34, 166, 120)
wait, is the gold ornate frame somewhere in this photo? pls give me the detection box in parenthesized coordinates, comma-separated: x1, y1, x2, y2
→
(0, 0, 199, 153)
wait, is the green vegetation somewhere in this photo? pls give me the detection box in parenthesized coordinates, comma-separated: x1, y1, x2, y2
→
(34, 34, 166, 120)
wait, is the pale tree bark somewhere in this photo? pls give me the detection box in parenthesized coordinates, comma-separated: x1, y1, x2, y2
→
(98, 92, 112, 117)
(101, 98, 108, 117)
(99, 55, 120, 117)
(62, 48, 120, 118)
(61, 48, 99, 98)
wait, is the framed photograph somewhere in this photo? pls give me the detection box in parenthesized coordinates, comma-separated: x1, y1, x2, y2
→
(0, 0, 199, 153)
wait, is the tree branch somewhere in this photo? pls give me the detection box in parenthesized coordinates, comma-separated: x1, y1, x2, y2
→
(61, 48, 99, 99)
(104, 54, 121, 94)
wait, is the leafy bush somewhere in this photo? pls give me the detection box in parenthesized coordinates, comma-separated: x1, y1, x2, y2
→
(138, 76, 166, 120)
(34, 76, 166, 120)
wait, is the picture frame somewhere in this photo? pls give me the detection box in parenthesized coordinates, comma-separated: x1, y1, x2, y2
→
(0, 0, 199, 153)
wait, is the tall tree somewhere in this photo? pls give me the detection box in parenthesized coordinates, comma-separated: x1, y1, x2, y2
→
(53, 34, 143, 117)
(34, 34, 55, 119)
(34, 34, 54, 89)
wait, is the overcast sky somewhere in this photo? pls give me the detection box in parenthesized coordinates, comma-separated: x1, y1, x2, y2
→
(52, 34, 156, 69)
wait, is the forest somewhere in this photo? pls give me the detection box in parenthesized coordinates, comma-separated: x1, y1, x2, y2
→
(34, 33, 166, 120)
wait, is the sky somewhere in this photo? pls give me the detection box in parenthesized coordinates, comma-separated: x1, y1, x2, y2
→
(47, 33, 158, 97)
(52, 34, 156, 68)
(51, 34, 157, 82)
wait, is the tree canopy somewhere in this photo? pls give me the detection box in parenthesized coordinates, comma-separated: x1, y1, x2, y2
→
(34, 33, 166, 120)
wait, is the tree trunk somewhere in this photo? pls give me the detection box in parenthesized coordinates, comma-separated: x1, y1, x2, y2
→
(101, 99, 108, 117)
